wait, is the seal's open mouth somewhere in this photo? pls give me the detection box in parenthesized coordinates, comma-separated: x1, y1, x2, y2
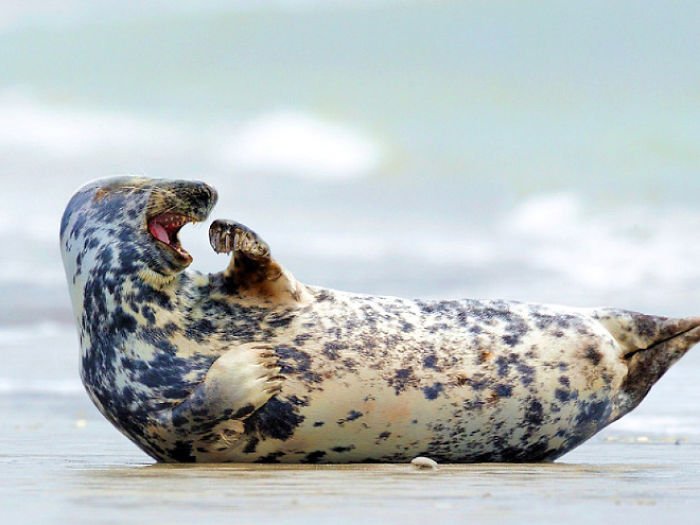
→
(148, 212, 195, 262)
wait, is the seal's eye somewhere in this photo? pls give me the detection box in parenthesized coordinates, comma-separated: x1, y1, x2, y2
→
(147, 212, 193, 261)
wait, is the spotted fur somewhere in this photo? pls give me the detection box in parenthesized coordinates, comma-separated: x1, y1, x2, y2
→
(60, 176, 700, 463)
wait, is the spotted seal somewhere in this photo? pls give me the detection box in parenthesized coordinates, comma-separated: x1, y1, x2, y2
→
(60, 176, 700, 463)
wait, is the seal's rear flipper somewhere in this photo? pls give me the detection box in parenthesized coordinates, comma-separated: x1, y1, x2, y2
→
(209, 219, 306, 304)
(593, 310, 700, 355)
(594, 309, 700, 412)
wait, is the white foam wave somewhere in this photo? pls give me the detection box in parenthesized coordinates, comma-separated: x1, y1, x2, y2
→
(216, 111, 381, 179)
(264, 192, 700, 307)
(0, 91, 381, 180)
(500, 193, 700, 291)
(284, 193, 700, 283)
(0, 91, 192, 158)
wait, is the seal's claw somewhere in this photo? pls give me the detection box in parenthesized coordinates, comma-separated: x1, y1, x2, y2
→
(264, 383, 284, 395)
(209, 219, 270, 260)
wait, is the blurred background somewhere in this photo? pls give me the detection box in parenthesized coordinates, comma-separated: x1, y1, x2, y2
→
(2, 0, 700, 434)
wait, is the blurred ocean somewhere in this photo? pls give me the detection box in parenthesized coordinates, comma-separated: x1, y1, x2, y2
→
(1, 2, 700, 523)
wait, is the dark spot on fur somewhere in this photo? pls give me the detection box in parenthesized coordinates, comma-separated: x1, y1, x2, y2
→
(141, 305, 156, 324)
(346, 410, 363, 421)
(243, 437, 259, 454)
(494, 384, 513, 398)
(422, 382, 444, 400)
(112, 307, 137, 333)
(525, 399, 544, 426)
(185, 319, 215, 342)
(585, 346, 603, 365)
(293, 333, 313, 346)
(575, 400, 610, 429)
(331, 445, 356, 453)
(245, 398, 305, 441)
(265, 312, 294, 328)
(276, 346, 321, 383)
(303, 450, 327, 464)
(423, 354, 438, 369)
(323, 342, 343, 360)
(169, 441, 195, 462)
(255, 451, 286, 464)
(467, 375, 490, 391)
(516, 363, 535, 386)
(338, 410, 364, 425)
(389, 367, 415, 395)
(555, 388, 576, 403)
(633, 314, 657, 340)
(495, 356, 510, 377)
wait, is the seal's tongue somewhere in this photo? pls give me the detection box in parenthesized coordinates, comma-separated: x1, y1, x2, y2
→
(149, 222, 170, 245)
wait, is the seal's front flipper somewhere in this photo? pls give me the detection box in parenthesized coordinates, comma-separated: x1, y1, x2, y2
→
(159, 343, 284, 458)
(209, 219, 306, 304)
(210, 220, 271, 261)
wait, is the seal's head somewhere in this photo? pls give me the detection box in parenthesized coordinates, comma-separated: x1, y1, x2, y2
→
(60, 176, 217, 283)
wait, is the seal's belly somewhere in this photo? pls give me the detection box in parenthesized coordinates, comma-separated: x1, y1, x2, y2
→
(215, 297, 626, 463)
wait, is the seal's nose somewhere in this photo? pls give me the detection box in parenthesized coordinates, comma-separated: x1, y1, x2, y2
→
(188, 181, 218, 213)
(205, 184, 218, 208)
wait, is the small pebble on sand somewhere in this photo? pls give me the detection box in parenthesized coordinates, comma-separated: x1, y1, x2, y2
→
(411, 457, 438, 470)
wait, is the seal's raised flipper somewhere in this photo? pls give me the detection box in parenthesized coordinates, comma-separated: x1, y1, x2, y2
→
(159, 343, 284, 456)
(209, 219, 306, 304)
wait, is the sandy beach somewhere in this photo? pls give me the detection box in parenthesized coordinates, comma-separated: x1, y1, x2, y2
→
(3, 351, 699, 525)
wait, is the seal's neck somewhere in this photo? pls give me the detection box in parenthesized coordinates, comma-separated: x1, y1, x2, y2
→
(138, 267, 180, 288)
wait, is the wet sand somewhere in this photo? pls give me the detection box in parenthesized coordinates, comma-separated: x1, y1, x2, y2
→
(2, 395, 699, 525)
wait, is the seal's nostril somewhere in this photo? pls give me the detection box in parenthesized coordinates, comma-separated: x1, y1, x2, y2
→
(207, 185, 218, 207)
(190, 183, 217, 211)
(197, 183, 218, 208)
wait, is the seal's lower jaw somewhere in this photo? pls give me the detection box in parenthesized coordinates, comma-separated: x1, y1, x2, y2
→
(148, 212, 196, 266)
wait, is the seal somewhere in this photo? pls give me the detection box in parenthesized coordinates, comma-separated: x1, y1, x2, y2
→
(60, 176, 700, 463)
